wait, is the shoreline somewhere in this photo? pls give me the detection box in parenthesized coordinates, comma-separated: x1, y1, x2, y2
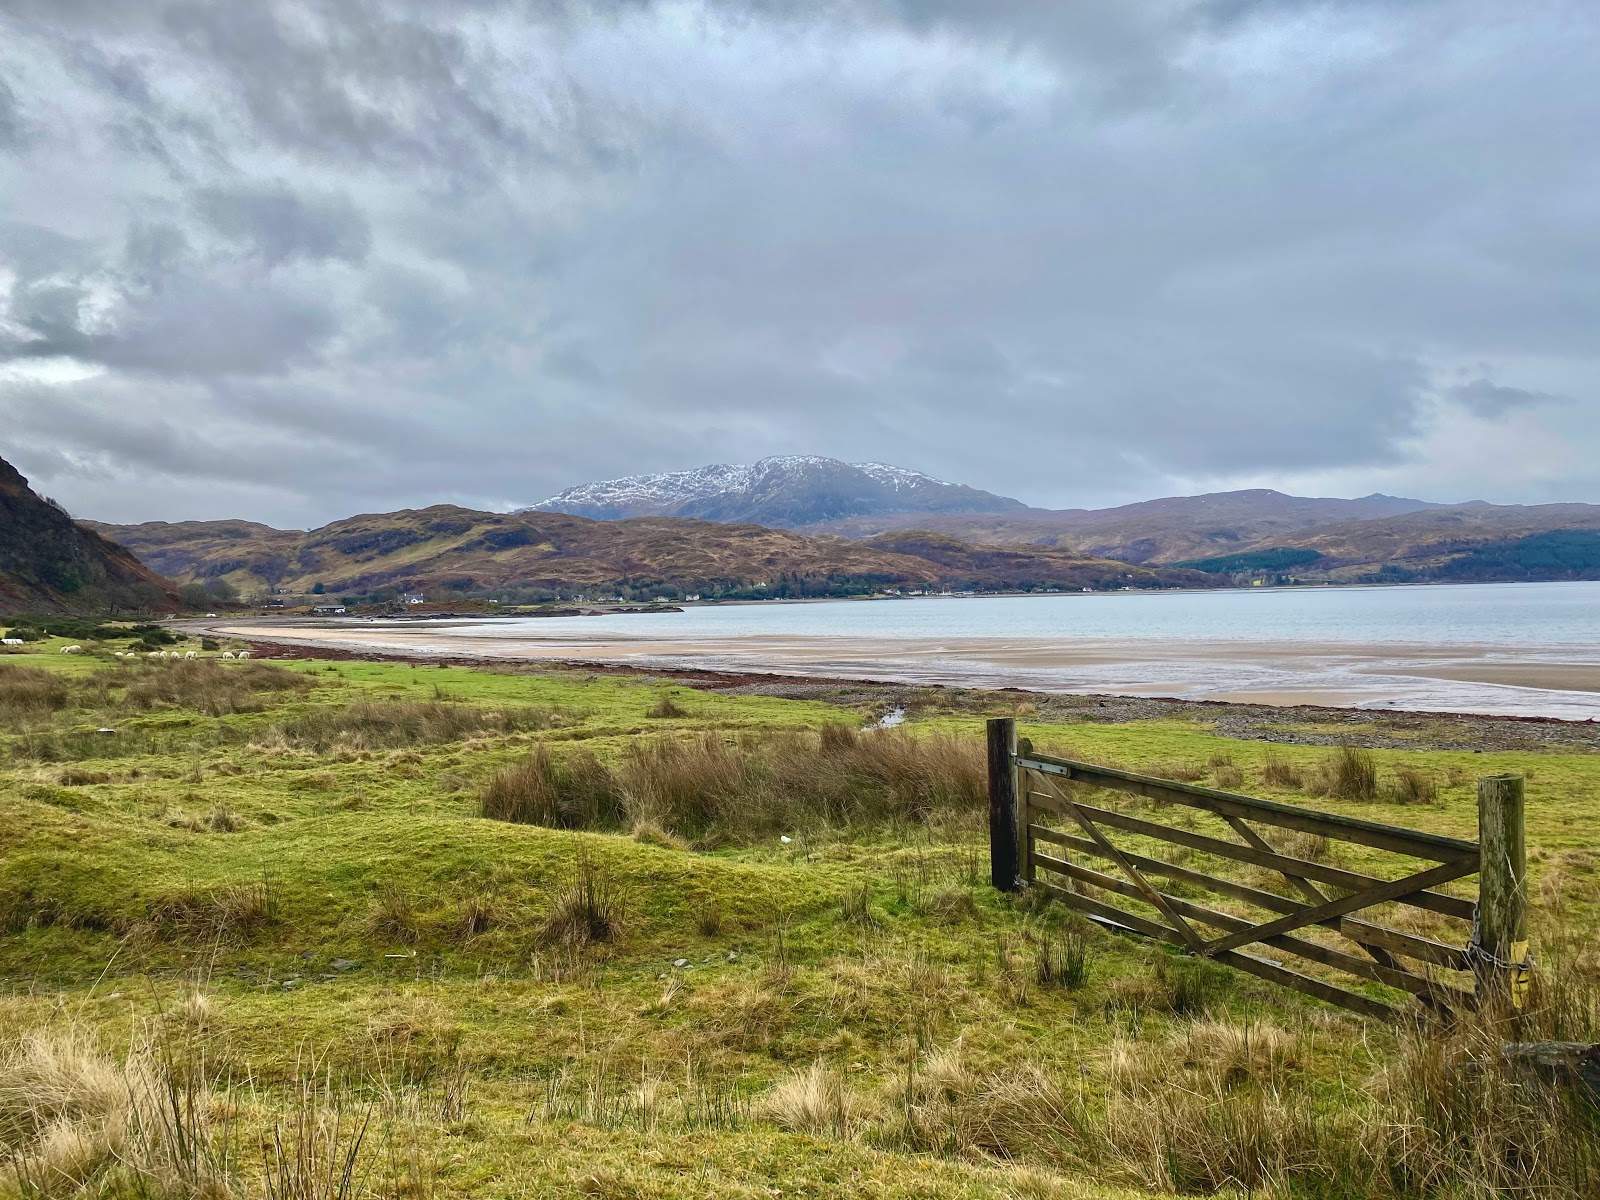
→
(190, 619, 1600, 746)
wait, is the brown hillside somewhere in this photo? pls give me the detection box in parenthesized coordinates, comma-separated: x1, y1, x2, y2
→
(1236, 503, 1600, 579)
(87, 506, 1219, 598)
(805, 489, 1438, 562)
(0, 456, 177, 614)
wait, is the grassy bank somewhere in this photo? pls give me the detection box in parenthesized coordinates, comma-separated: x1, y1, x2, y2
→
(2, 645, 1598, 1198)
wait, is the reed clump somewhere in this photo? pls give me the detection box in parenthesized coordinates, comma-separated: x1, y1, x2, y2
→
(478, 727, 985, 845)
(479, 745, 624, 829)
(1320, 745, 1379, 801)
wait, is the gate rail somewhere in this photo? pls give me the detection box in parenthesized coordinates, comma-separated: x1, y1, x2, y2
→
(986, 718, 1529, 1019)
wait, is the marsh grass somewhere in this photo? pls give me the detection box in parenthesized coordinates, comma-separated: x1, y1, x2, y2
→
(479, 745, 624, 829)
(276, 699, 561, 751)
(1321, 745, 1379, 801)
(481, 727, 986, 845)
(0, 665, 72, 723)
(122, 660, 314, 717)
(1387, 765, 1439, 805)
(1034, 931, 1092, 989)
(1261, 753, 1306, 789)
(542, 856, 625, 949)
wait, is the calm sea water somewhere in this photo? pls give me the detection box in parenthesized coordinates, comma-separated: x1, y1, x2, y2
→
(466, 581, 1600, 648)
(353, 581, 1600, 718)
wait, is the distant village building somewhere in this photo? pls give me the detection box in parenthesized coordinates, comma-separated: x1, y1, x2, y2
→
(402, 593, 426, 605)
(311, 604, 347, 615)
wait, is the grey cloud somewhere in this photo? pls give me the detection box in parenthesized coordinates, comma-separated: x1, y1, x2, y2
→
(0, 0, 1597, 526)
(0, 77, 25, 149)
(1448, 379, 1569, 420)
(195, 185, 371, 266)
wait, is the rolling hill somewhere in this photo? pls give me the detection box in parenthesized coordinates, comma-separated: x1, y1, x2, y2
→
(802, 489, 1444, 562)
(1176, 503, 1600, 583)
(0, 454, 177, 614)
(86, 506, 1220, 601)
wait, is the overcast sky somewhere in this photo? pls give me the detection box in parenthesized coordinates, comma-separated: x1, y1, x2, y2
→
(1, 1, 1596, 528)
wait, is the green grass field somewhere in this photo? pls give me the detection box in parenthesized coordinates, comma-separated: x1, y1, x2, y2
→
(2, 639, 1597, 1199)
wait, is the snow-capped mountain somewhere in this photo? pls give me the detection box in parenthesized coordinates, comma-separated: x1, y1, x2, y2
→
(526, 456, 1026, 526)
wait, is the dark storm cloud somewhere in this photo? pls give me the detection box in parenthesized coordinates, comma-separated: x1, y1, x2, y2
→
(0, 0, 1596, 526)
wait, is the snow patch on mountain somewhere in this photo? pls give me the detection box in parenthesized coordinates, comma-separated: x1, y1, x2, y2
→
(525, 456, 1022, 526)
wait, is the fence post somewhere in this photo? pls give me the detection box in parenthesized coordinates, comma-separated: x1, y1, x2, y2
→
(1476, 774, 1529, 1010)
(987, 717, 1019, 892)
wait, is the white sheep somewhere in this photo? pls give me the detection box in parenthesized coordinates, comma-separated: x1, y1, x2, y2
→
(221, 651, 235, 659)
(59, 645, 82, 654)
(236, 650, 251, 659)
(146, 651, 161, 659)
(184, 650, 197, 659)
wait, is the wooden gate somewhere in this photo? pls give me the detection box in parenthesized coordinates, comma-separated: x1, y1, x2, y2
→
(986, 718, 1529, 1019)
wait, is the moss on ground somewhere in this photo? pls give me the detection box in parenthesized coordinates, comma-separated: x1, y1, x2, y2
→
(3, 648, 1597, 1199)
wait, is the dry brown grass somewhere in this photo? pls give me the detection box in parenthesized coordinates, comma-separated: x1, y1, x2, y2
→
(366, 883, 420, 943)
(757, 1062, 863, 1136)
(145, 878, 278, 942)
(1211, 763, 1244, 791)
(0, 1027, 230, 1200)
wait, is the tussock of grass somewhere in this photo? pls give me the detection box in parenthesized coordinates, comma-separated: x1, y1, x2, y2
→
(480, 745, 624, 829)
(1261, 752, 1306, 789)
(367, 883, 420, 943)
(758, 1062, 860, 1136)
(1387, 765, 1438, 804)
(1320, 745, 1379, 801)
(542, 856, 625, 948)
(645, 693, 688, 719)
(146, 878, 278, 942)
(277, 699, 561, 751)
(482, 727, 985, 845)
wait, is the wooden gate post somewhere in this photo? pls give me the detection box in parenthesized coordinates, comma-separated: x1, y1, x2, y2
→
(1476, 774, 1529, 1009)
(987, 717, 1019, 892)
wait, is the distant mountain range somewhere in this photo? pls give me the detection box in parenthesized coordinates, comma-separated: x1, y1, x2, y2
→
(528, 456, 1027, 525)
(88, 507, 1216, 601)
(0, 455, 175, 614)
(525, 458, 1600, 584)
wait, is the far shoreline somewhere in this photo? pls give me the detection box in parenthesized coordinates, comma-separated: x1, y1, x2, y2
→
(184, 608, 1600, 730)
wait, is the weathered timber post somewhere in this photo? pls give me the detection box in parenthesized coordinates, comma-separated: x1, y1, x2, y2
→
(1017, 736, 1036, 885)
(1476, 774, 1530, 1009)
(987, 717, 1019, 892)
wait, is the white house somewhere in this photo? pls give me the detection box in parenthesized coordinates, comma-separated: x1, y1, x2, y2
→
(402, 593, 426, 605)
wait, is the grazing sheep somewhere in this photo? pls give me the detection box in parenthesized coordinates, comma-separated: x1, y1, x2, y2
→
(60, 645, 82, 654)
(236, 650, 251, 659)
(146, 651, 161, 659)
(221, 651, 235, 659)
(184, 650, 197, 659)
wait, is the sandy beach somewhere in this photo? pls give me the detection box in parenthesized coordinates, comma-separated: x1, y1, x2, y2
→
(204, 614, 1600, 721)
